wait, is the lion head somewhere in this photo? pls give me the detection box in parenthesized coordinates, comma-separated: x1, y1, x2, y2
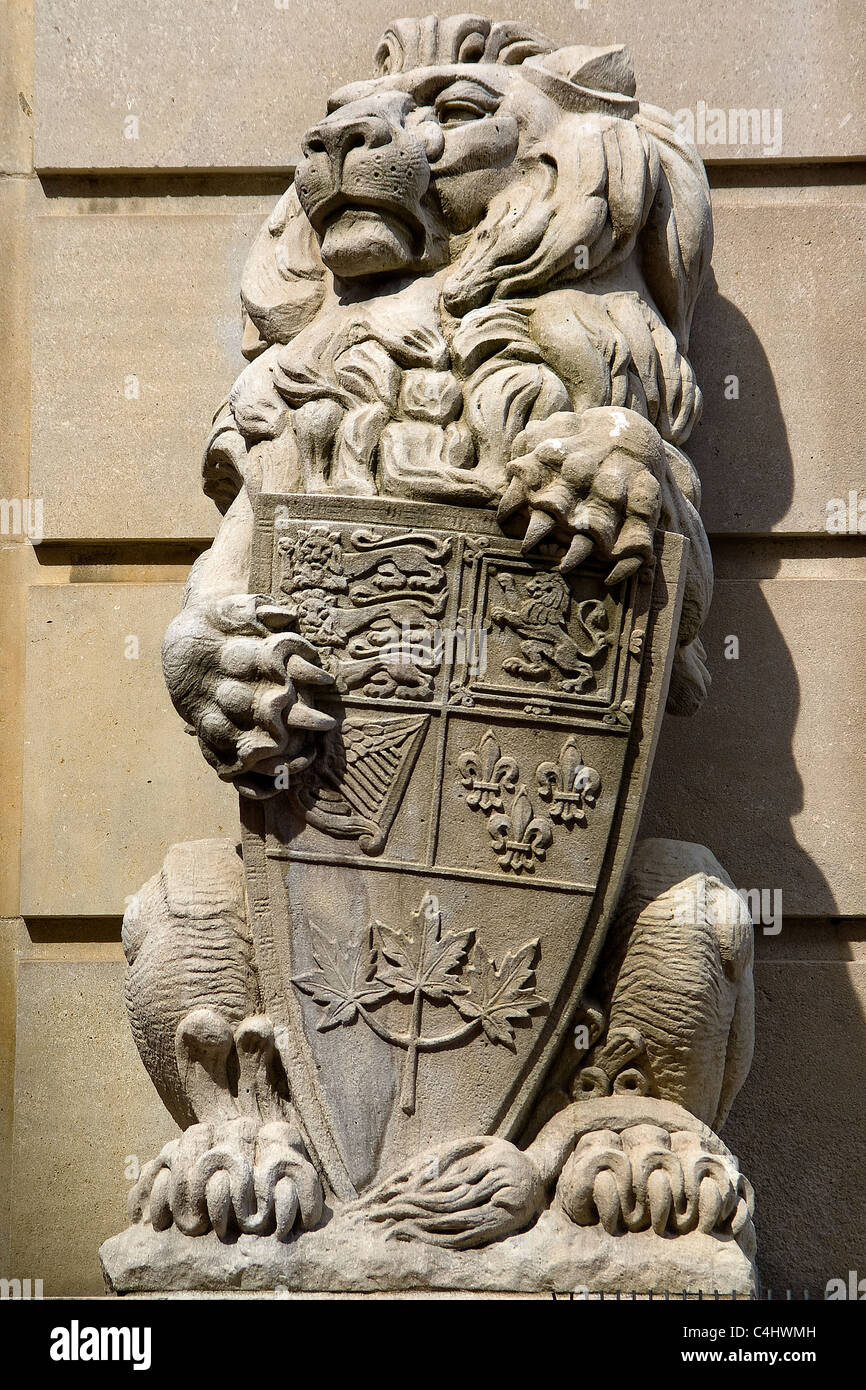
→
(237, 16, 710, 352)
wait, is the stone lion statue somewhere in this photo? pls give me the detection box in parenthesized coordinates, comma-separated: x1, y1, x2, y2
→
(112, 15, 756, 1293)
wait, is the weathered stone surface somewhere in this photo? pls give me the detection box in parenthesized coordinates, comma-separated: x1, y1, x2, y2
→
(8, 927, 861, 1297)
(642, 574, 866, 918)
(101, 1205, 756, 1296)
(695, 194, 866, 536)
(34, 0, 863, 171)
(9, 958, 178, 1296)
(691, 191, 866, 537)
(19, 574, 861, 920)
(20, 584, 237, 917)
(0, 919, 23, 1273)
(29, 206, 270, 541)
(0, 0, 858, 1307)
(586, 839, 753, 1133)
(0, 0, 33, 174)
(754, 917, 866, 962)
(0, 175, 36, 917)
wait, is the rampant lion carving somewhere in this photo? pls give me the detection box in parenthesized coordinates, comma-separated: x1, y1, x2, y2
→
(490, 571, 609, 690)
(107, 18, 757, 1293)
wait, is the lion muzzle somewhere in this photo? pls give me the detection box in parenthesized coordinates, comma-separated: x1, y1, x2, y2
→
(296, 94, 433, 277)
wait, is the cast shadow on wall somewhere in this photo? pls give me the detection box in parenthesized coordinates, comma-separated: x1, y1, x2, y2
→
(642, 269, 865, 1295)
(642, 265, 835, 913)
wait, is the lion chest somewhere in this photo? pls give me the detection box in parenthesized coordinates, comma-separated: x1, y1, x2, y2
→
(255, 276, 497, 504)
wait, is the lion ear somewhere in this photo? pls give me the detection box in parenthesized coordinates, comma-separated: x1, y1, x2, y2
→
(636, 105, 713, 353)
(240, 185, 327, 351)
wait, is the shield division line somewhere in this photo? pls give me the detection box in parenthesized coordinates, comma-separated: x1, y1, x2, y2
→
(242, 495, 687, 1199)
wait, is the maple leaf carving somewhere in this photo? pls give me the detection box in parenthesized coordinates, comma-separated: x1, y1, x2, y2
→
(455, 940, 546, 1048)
(291, 896, 547, 1112)
(373, 892, 472, 1003)
(293, 922, 392, 1031)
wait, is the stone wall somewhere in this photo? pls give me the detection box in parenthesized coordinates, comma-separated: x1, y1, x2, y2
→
(1, 0, 863, 1295)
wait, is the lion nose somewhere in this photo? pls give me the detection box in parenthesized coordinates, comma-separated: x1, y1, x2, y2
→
(301, 114, 392, 173)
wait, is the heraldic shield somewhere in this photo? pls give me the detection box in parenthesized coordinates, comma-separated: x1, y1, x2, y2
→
(242, 494, 687, 1202)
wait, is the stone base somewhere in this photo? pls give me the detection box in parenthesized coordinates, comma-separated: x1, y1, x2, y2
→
(100, 1209, 756, 1297)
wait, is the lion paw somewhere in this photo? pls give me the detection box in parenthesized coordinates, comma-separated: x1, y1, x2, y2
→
(498, 407, 665, 585)
(127, 1007, 324, 1241)
(128, 1116, 324, 1241)
(557, 1122, 755, 1255)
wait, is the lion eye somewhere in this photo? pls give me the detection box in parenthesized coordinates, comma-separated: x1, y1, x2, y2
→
(435, 100, 489, 126)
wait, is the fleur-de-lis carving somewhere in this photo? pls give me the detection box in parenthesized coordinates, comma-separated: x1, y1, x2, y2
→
(457, 729, 518, 813)
(487, 786, 553, 873)
(536, 736, 601, 825)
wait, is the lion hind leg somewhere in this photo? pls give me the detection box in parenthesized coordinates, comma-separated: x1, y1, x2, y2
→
(123, 843, 325, 1241)
(582, 838, 755, 1128)
(503, 639, 553, 679)
(122, 839, 261, 1129)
